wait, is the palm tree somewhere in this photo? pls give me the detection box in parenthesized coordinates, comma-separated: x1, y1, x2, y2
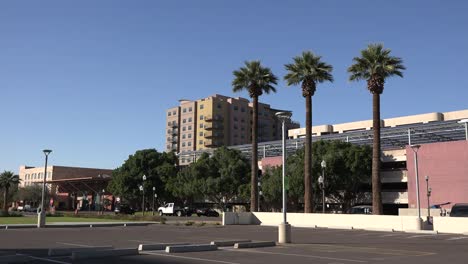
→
(0, 171, 20, 212)
(232, 60, 278, 212)
(348, 43, 405, 215)
(284, 51, 333, 213)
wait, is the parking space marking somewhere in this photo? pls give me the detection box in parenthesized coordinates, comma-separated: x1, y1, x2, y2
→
(142, 251, 241, 264)
(287, 244, 435, 257)
(446, 236, 468, 241)
(223, 248, 367, 263)
(29, 256, 71, 264)
(56, 242, 93, 247)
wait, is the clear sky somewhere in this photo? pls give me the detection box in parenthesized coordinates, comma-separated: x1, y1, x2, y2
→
(1, 0, 467, 173)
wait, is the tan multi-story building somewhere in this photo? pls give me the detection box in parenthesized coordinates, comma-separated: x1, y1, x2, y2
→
(165, 94, 300, 164)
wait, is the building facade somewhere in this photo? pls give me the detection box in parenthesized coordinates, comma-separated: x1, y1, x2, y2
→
(166, 94, 300, 165)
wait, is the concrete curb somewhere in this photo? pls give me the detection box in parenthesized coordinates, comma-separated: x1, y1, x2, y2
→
(211, 240, 251, 247)
(165, 244, 218, 253)
(404, 230, 438, 234)
(328, 226, 354, 230)
(234, 241, 276, 249)
(1, 222, 157, 230)
(363, 228, 395, 232)
(72, 248, 139, 260)
(48, 246, 113, 256)
(0, 254, 31, 263)
(138, 243, 190, 251)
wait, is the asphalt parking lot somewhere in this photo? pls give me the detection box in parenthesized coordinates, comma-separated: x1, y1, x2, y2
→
(1, 224, 467, 264)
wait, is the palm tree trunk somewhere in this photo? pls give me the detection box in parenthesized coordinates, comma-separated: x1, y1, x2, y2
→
(3, 187, 8, 211)
(251, 96, 259, 212)
(304, 95, 313, 213)
(372, 93, 383, 215)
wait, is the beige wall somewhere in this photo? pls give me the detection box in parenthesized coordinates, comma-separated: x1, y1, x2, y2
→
(383, 112, 442, 127)
(443, 109, 468, 121)
(433, 217, 468, 234)
(223, 212, 422, 232)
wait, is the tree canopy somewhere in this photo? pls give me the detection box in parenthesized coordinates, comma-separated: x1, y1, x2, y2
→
(261, 140, 372, 212)
(108, 149, 177, 208)
(166, 147, 250, 209)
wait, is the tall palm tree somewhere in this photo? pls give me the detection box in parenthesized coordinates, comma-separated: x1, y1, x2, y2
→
(232, 60, 278, 212)
(0, 171, 20, 212)
(348, 43, 405, 215)
(284, 51, 333, 213)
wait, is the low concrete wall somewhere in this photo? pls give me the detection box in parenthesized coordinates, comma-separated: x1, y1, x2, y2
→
(223, 212, 253, 225)
(399, 208, 443, 217)
(433, 217, 468, 234)
(224, 212, 421, 232)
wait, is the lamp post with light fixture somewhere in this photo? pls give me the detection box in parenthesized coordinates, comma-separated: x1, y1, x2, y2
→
(38, 149, 52, 228)
(410, 145, 422, 229)
(275, 111, 292, 244)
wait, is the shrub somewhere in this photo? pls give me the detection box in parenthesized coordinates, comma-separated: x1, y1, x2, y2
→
(185, 221, 194, 226)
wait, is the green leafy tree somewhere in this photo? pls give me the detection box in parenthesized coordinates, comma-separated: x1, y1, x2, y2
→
(348, 44, 405, 215)
(0, 171, 20, 211)
(108, 149, 177, 208)
(232, 60, 278, 212)
(284, 51, 333, 213)
(261, 141, 371, 212)
(16, 185, 47, 206)
(167, 147, 250, 210)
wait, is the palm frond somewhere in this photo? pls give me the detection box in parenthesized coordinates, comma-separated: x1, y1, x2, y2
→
(284, 50, 334, 87)
(232, 60, 278, 97)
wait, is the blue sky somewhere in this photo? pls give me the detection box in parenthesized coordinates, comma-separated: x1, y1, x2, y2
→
(1, 1, 467, 173)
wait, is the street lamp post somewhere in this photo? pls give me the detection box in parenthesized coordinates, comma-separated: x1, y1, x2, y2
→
(320, 160, 326, 213)
(141, 175, 147, 216)
(410, 145, 422, 230)
(275, 111, 292, 244)
(38, 149, 52, 228)
(425, 176, 432, 222)
(257, 180, 261, 212)
(101, 189, 105, 215)
(152, 186, 156, 216)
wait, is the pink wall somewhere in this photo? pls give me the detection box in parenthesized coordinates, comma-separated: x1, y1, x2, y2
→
(261, 156, 283, 170)
(406, 141, 468, 210)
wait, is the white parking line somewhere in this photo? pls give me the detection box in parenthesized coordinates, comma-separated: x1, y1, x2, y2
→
(446, 237, 468, 241)
(29, 256, 71, 264)
(55, 242, 93, 247)
(142, 251, 241, 264)
(222, 248, 367, 263)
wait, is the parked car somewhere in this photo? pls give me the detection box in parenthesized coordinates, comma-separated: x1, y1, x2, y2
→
(114, 204, 135, 215)
(196, 208, 220, 217)
(18, 204, 37, 212)
(158, 203, 192, 217)
(349, 205, 372, 214)
(449, 203, 468, 217)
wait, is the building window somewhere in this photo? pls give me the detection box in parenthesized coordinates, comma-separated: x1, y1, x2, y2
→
(188, 117, 192, 122)
(189, 107, 193, 112)
(167, 122, 171, 126)
(188, 125, 192, 130)
(199, 140, 203, 145)
(199, 132, 203, 136)
(188, 134, 192, 138)
(47, 172, 52, 179)
(234, 125, 238, 130)
(183, 119, 186, 124)
(173, 110, 176, 115)
(234, 106, 238, 111)
(234, 134, 238, 138)
(168, 112, 171, 116)
(234, 117, 238, 122)
(241, 119, 245, 123)
(183, 108, 187, 113)
(200, 104, 204, 109)
(172, 121, 176, 125)
(188, 142, 192, 146)
(200, 115, 204, 120)
(182, 158, 186, 163)
(217, 104, 221, 109)
(182, 142, 186, 147)
(167, 145, 171, 149)
(241, 107, 245, 112)
(182, 134, 186, 139)
(199, 124, 203, 128)
(183, 127, 186, 131)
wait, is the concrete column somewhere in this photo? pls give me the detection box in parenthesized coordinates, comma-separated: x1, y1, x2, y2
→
(278, 223, 291, 243)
